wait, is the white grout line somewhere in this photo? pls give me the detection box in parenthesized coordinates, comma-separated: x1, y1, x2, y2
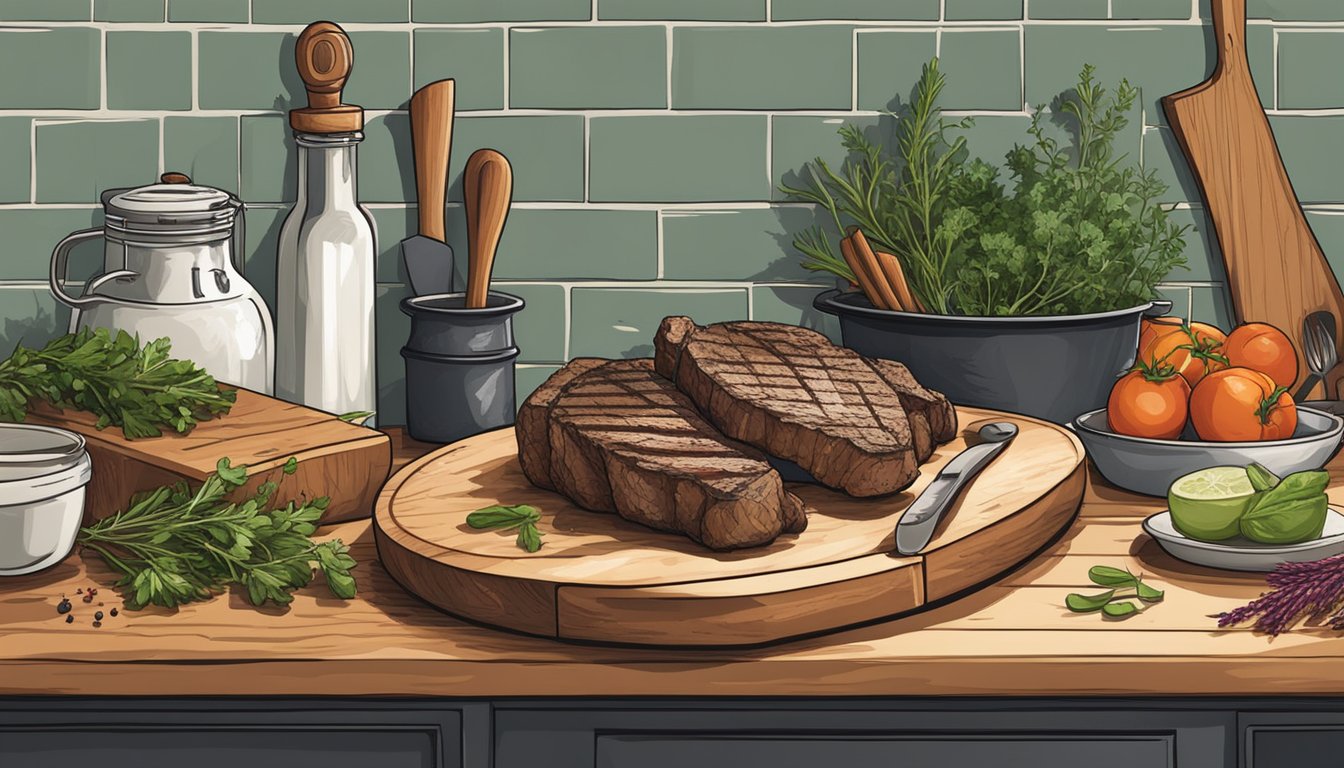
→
(0, 107, 1040, 118)
(501, 26, 511, 109)
(99, 27, 107, 110)
(850, 27, 859, 110)
(27, 118, 36, 203)
(1273, 28, 1280, 110)
(561, 284, 572, 360)
(655, 210, 665, 279)
(664, 23, 673, 108)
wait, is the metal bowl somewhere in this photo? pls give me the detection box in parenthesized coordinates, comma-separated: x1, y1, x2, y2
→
(1073, 406, 1344, 497)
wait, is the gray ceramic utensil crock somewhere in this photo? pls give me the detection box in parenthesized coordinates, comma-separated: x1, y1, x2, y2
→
(401, 291, 524, 444)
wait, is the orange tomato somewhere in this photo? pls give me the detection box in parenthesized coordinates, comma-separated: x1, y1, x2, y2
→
(1107, 367, 1191, 439)
(1224, 322, 1297, 389)
(1137, 318, 1227, 388)
(1189, 367, 1296, 442)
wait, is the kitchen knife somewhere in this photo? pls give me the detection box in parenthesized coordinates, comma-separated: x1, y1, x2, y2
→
(894, 422, 1018, 556)
(401, 79, 456, 297)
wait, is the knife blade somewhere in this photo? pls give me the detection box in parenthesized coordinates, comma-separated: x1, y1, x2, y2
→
(401, 79, 455, 297)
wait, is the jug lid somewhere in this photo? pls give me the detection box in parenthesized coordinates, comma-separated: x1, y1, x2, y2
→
(105, 173, 238, 238)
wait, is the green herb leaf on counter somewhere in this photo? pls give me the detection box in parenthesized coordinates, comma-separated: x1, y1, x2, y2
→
(0, 327, 235, 439)
(337, 410, 375, 425)
(1087, 565, 1136, 587)
(1067, 564, 1163, 619)
(1102, 601, 1139, 618)
(77, 456, 356, 610)
(467, 504, 545, 553)
(1065, 589, 1116, 612)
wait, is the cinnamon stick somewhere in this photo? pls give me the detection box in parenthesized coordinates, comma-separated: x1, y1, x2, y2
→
(851, 230, 924, 313)
(841, 232, 902, 311)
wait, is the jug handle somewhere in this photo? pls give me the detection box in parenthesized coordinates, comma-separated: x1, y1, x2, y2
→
(49, 229, 135, 309)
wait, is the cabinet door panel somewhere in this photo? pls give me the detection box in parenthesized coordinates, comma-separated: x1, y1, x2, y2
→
(596, 735, 1171, 768)
(1, 728, 435, 768)
(1248, 728, 1344, 768)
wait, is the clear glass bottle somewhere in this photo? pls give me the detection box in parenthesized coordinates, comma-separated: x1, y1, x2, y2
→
(274, 132, 376, 422)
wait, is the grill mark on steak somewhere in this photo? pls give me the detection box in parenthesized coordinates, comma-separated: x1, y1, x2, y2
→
(516, 358, 806, 550)
(654, 317, 956, 497)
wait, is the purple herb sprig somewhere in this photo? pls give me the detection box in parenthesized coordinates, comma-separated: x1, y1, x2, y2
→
(1218, 553, 1344, 636)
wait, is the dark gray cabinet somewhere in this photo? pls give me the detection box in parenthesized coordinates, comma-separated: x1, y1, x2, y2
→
(0, 702, 472, 768)
(1241, 712, 1344, 768)
(17, 697, 1344, 767)
(494, 704, 1233, 768)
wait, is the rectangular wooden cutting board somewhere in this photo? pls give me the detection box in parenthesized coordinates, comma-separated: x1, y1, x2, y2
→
(25, 387, 391, 525)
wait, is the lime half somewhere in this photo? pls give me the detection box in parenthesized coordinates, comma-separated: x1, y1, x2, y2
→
(1168, 466, 1257, 542)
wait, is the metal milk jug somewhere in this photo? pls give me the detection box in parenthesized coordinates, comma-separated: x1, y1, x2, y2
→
(48, 173, 275, 394)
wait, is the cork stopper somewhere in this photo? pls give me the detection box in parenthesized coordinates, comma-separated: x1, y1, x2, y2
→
(289, 21, 363, 134)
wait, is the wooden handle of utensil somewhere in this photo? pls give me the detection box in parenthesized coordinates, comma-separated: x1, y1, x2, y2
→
(411, 79, 455, 242)
(851, 229, 923, 313)
(290, 21, 362, 133)
(838, 232, 892, 310)
(464, 148, 513, 309)
(1164, 0, 1344, 393)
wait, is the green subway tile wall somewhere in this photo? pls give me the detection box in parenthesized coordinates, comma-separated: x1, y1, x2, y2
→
(1, 2, 1342, 421)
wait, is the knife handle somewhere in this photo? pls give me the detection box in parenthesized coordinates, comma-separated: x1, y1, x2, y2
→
(894, 440, 1011, 555)
(410, 79, 455, 242)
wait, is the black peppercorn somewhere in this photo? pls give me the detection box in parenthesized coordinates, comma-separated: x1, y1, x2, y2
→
(109, 608, 118, 617)
(92, 620, 101, 628)
(56, 598, 71, 614)
(65, 615, 73, 624)
(94, 611, 103, 621)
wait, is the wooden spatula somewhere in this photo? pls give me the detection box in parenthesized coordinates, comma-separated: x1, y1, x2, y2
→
(1162, 0, 1344, 394)
(463, 148, 513, 309)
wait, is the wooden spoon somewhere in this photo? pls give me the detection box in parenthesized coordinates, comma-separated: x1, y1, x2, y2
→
(463, 148, 513, 309)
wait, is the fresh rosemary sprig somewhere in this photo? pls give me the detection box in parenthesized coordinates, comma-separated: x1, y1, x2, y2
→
(78, 457, 357, 610)
(0, 327, 236, 439)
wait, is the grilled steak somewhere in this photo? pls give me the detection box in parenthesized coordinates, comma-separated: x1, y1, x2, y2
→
(654, 317, 957, 497)
(516, 358, 807, 550)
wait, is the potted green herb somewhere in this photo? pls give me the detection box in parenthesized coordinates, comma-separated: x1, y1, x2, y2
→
(785, 59, 1188, 423)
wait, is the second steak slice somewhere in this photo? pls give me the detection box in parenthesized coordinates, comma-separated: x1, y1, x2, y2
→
(654, 317, 957, 497)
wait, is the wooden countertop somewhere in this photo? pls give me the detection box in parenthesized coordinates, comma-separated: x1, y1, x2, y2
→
(4, 431, 1344, 698)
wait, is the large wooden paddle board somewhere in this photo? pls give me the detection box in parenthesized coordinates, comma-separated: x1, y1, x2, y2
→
(1163, 0, 1344, 396)
(374, 407, 1085, 647)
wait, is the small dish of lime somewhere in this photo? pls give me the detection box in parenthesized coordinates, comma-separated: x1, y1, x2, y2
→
(1168, 466, 1259, 542)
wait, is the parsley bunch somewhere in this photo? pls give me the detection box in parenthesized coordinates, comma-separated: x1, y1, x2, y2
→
(784, 60, 1188, 317)
(78, 457, 357, 610)
(0, 327, 235, 439)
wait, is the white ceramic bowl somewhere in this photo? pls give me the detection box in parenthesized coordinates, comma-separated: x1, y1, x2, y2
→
(1143, 508, 1344, 571)
(1073, 406, 1344, 497)
(0, 424, 92, 576)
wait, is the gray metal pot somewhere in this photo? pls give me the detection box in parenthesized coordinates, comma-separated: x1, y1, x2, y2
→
(813, 289, 1170, 424)
(401, 291, 524, 444)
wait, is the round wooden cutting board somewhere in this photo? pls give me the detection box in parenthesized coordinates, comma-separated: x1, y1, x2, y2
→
(374, 407, 1086, 647)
